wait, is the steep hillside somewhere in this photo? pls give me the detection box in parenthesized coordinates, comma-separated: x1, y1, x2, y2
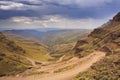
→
(4, 33, 51, 61)
(74, 12, 120, 80)
(74, 14, 120, 57)
(0, 32, 31, 76)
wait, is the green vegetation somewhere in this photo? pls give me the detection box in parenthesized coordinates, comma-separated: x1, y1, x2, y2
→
(40, 29, 91, 47)
(0, 32, 51, 76)
(3, 29, 91, 60)
(0, 32, 31, 76)
(4, 33, 51, 61)
(0, 54, 31, 76)
(16, 42, 50, 61)
(50, 43, 75, 58)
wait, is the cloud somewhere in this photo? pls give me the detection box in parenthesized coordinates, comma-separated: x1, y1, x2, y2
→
(0, 15, 109, 29)
(39, 15, 108, 29)
(0, 17, 44, 29)
(0, 0, 119, 20)
(0, 0, 119, 30)
(0, 0, 113, 10)
(11, 17, 33, 24)
(0, 1, 24, 10)
(59, 0, 112, 7)
(19, 0, 113, 8)
(0, 1, 38, 10)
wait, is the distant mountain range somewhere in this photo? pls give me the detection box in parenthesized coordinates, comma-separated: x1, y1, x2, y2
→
(2, 28, 91, 46)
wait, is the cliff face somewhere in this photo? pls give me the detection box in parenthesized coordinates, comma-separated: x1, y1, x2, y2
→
(74, 12, 120, 57)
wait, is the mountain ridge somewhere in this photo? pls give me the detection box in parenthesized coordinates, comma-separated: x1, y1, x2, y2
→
(3, 29, 91, 47)
(74, 12, 120, 80)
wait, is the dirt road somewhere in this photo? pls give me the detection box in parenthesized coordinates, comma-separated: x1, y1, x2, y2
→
(0, 51, 105, 80)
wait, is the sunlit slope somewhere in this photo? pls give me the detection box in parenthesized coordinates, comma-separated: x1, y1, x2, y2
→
(0, 32, 31, 76)
(40, 29, 91, 46)
(74, 12, 120, 80)
(50, 43, 76, 59)
(4, 33, 51, 61)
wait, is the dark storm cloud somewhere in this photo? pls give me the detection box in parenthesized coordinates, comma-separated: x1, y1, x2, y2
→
(0, 0, 120, 20)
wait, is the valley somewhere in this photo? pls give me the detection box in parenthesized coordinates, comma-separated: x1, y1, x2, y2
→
(3, 29, 91, 59)
(0, 12, 120, 80)
(0, 28, 90, 78)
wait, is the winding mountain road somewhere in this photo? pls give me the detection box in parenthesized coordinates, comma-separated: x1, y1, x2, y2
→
(0, 51, 105, 80)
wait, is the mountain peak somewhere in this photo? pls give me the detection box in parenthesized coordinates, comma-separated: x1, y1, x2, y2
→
(113, 12, 120, 21)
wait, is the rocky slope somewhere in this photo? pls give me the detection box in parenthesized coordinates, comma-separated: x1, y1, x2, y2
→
(74, 12, 120, 80)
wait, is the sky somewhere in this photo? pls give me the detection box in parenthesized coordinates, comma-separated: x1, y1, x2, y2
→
(0, 0, 120, 29)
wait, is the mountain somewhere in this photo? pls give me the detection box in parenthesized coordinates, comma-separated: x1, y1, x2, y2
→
(0, 32, 52, 76)
(36, 28, 67, 32)
(3, 30, 45, 38)
(40, 29, 91, 46)
(3, 29, 91, 46)
(3, 29, 91, 60)
(3, 33, 51, 61)
(0, 32, 31, 76)
(74, 12, 120, 80)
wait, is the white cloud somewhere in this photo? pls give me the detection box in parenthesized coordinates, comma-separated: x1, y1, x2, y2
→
(0, 15, 109, 29)
(43, 0, 113, 8)
(0, 0, 114, 11)
(3, 0, 113, 9)
(40, 15, 108, 29)
(0, 1, 24, 10)
(11, 17, 33, 24)
(0, 1, 38, 10)
(0, 17, 44, 29)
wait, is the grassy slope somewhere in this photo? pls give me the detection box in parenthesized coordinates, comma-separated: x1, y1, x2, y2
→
(41, 29, 91, 59)
(40, 29, 91, 47)
(4, 33, 51, 61)
(75, 51, 120, 80)
(74, 13, 120, 80)
(50, 42, 76, 59)
(4, 29, 91, 60)
(0, 33, 31, 76)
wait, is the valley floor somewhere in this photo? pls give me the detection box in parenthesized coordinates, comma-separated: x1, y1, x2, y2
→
(0, 51, 105, 80)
